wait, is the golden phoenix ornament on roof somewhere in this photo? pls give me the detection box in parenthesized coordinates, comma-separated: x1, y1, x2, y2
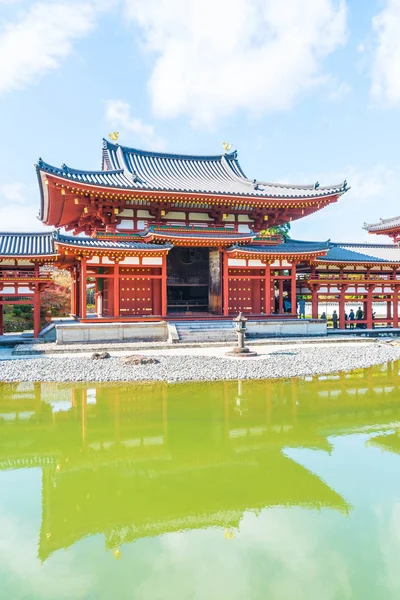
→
(109, 132, 119, 142)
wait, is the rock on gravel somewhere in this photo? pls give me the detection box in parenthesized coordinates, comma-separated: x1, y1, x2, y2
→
(1, 343, 400, 383)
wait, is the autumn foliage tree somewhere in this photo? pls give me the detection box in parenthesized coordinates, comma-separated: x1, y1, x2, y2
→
(40, 269, 71, 322)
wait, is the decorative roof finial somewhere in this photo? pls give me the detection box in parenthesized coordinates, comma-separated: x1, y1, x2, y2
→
(222, 142, 232, 153)
(109, 132, 119, 142)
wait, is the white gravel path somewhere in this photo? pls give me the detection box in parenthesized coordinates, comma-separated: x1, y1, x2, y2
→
(1, 341, 399, 382)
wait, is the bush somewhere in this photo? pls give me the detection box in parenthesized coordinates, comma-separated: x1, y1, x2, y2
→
(4, 314, 33, 333)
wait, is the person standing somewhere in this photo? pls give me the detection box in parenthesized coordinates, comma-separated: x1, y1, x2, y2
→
(349, 309, 355, 329)
(356, 306, 363, 328)
(332, 310, 339, 329)
(298, 298, 306, 319)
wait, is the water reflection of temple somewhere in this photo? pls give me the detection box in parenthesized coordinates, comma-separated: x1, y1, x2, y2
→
(1, 364, 400, 560)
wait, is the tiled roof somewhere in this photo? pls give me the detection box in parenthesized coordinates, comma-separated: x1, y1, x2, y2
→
(102, 140, 347, 198)
(54, 232, 171, 251)
(36, 141, 348, 200)
(0, 232, 55, 256)
(37, 159, 134, 188)
(364, 217, 400, 232)
(319, 243, 400, 263)
(320, 247, 387, 263)
(229, 240, 330, 254)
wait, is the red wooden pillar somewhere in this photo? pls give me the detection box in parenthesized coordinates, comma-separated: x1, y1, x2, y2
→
(0, 303, 3, 336)
(33, 284, 41, 338)
(311, 287, 318, 319)
(265, 264, 271, 315)
(113, 261, 120, 318)
(393, 287, 399, 328)
(80, 258, 87, 319)
(366, 289, 373, 329)
(223, 250, 229, 316)
(291, 263, 297, 315)
(161, 254, 167, 317)
(71, 272, 76, 316)
(339, 287, 346, 329)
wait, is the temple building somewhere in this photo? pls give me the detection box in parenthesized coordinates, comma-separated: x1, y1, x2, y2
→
(35, 140, 349, 327)
(364, 216, 400, 243)
(2, 138, 400, 338)
(0, 233, 56, 337)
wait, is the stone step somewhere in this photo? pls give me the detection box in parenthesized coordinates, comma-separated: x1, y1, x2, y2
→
(172, 320, 237, 343)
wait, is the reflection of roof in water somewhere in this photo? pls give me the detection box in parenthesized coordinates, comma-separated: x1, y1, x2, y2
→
(367, 432, 400, 455)
(1, 373, 400, 560)
(38, 449, 349, 560)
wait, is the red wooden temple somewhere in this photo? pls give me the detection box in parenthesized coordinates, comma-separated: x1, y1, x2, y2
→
(0, 233, 56, 337)
(2, 139, 400, 337)
(34, 140, 349, 323)
(365, 216, 400, 243)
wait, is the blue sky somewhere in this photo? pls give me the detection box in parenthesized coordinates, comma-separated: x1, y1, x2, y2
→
(0, 0, 399, 243)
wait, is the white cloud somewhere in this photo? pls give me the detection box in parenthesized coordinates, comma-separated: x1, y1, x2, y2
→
(0, 1, 99, 95)
(291, 165, 400, 243)
(0, 181, 49, 231)
(371, 0, 400, 104)
(106, 99, 167, 150)
(123, 0, 348, 125)
(0, 505, 93, 599)
(0, 182, 27, 203)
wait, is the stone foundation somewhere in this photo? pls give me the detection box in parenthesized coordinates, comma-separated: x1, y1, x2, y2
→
(56, 321, 168, 344)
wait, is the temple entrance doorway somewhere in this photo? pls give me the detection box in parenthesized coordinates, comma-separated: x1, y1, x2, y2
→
(167, 247, 220, 314)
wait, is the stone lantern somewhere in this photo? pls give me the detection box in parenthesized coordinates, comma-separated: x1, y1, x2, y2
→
(226, 312, 257, 357)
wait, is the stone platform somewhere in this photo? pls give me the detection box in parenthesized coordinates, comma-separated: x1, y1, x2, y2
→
(55, 321, 168, 344)
(53, 318, 327, 345)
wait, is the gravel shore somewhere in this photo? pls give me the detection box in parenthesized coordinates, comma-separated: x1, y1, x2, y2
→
(1, 342, 400, 382)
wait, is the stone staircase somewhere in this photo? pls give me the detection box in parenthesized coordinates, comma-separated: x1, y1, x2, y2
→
(173, 320, 236, 343)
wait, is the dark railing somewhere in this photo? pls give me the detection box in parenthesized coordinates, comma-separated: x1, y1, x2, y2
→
(0, 270, 52, 280)
(298, 273, 400, 282)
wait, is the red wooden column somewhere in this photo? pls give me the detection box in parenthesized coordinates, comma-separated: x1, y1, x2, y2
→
(80, 258, 87, 319)
(291, 263, 297, 315)
(113, 261, 120, 318)
(0, 303, 3, 335)
(366, 288, 373, 329)
(161, 254, 167, 317)
(265, 264, 271, 315)
(223, 250, 229, 316)
(33, 284, 41, 338)
(393, 287, 399, 329)
(311, 287, 318, 319)
(71, 271, 77, 316)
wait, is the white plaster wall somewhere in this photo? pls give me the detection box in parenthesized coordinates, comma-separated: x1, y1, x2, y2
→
(142, 257, 163, 265)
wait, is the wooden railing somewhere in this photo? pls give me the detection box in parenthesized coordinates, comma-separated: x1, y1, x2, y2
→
(298, 273, 400, 282)
(0, 270, 52, 280)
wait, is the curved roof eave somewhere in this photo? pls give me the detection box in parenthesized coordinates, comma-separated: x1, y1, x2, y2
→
(36, 166, 346, 201)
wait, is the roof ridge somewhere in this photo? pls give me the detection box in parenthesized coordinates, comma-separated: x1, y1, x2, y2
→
(331, 241, 399, 248)
(37, 159, 125, 177)
(0, 231, 52, 236)
(103, 138, 230, 162)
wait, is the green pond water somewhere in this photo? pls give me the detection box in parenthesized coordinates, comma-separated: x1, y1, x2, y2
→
(1, 365, 400, 600)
